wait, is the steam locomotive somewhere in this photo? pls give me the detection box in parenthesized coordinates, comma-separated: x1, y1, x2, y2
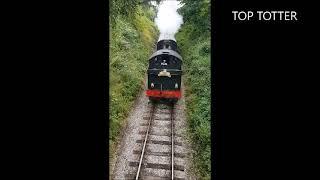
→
(146, 38, 182, 103)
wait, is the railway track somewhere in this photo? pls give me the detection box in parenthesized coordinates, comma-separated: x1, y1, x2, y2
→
(126, 102, 186, 180)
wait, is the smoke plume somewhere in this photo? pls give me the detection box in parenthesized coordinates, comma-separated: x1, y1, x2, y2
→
(154, 0, 183, 41)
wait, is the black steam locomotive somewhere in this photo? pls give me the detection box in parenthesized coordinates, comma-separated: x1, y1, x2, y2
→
(146, 38, 183, 103)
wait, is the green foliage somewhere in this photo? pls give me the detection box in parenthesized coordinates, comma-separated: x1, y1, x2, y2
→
(110, 0, 139, 23)
(176, 1, 211, 178)
(110, 0, 161, 24)
(109, 4, 158, 157)
(178, 0, 211, 34)
(133, 6, 159, 48)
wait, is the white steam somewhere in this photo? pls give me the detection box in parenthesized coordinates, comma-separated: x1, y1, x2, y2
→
(154, 0, 183, 41)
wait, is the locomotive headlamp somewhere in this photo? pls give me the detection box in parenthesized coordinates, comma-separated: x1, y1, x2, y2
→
(175, 83, 178, 89)
(158, 69, 171, 77)
(151, 83, 154, 88)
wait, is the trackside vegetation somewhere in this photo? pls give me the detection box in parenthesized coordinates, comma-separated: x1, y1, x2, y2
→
(176, 0, 212, 178)
(109, 1, 159, 158)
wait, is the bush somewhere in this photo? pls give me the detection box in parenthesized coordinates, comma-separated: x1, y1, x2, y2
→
(109, 4, 159, 157)
(176, 18, 211, 178)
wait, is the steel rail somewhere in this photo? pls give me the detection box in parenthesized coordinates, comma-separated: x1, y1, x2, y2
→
(171, 103, 175, 180)
(135, 103, 155, 180)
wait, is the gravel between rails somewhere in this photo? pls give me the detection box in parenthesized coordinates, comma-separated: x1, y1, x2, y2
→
(110, 80, 196, 179)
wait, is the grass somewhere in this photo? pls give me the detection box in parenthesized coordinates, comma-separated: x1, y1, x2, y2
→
(109, 6, 159, 159)
(176, 25, 211, 179)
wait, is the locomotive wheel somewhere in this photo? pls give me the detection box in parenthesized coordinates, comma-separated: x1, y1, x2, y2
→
(149, 97, 158, 103)
(171, 98, 178, 104)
